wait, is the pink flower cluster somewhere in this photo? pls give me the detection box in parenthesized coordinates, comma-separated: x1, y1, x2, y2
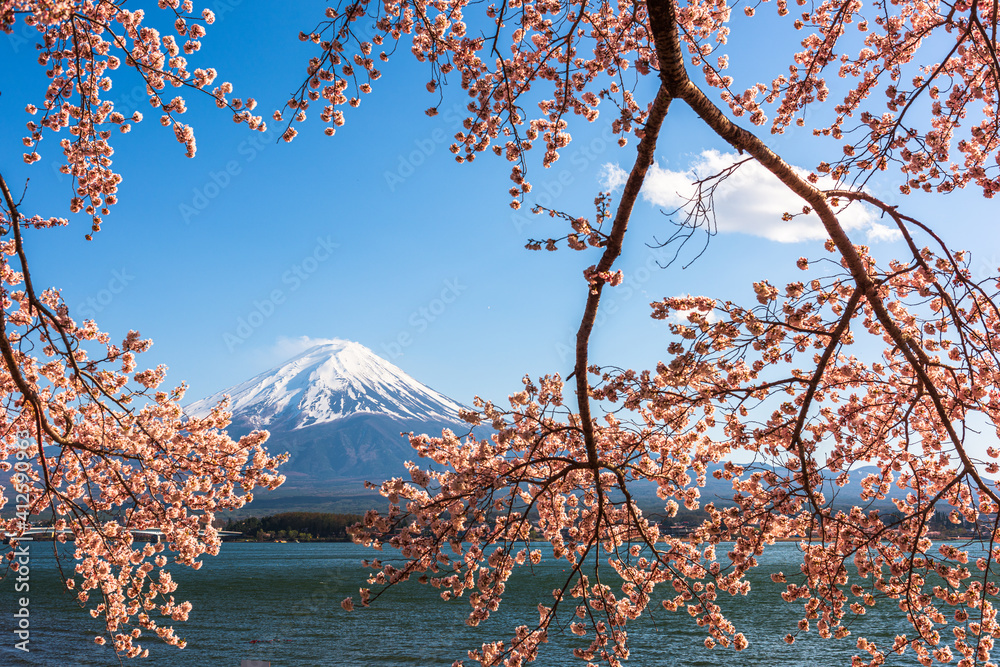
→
(3, 0, 265, 235)
(0, 204, 286, 657)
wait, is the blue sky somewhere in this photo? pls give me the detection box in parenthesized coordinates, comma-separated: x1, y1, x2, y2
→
(0, 3, 995, 410)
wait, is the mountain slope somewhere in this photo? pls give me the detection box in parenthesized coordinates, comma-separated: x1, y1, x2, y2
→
(193, 342, 917, 511)
(186, 340, 465, 429)
(186, 340, 471, 488)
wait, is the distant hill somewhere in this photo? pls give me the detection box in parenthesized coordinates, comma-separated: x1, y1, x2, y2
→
(623, 463, 904, 515)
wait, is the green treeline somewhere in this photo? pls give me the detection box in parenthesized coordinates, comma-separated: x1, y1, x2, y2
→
(223, 508, 985, 543)
(224, 512, 364, 541)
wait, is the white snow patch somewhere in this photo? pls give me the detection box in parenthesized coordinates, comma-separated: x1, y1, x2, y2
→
(185, 340, 466, 429)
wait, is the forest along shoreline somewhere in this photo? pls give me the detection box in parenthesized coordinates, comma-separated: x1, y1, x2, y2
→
(222, 512, 363, 542)
(8, 506, 986, 544)
(226, 507, 990, 544)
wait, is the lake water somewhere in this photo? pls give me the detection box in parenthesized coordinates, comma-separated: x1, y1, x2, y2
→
(1, 541, 935, 666)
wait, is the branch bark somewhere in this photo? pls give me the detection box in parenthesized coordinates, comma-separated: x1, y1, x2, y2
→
(647, 0, 1000, 506)
(574, 85, 673, 472)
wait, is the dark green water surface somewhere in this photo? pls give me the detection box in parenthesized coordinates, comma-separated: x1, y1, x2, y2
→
(0, 541, 950, 666)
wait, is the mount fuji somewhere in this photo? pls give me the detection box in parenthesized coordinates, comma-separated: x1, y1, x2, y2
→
(186, 340, 472, 493)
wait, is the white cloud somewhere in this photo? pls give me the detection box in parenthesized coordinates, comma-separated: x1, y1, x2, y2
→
(598, 162, 629, 192)
(619, 150, 901, 244)
(260, 335, 347, 365)
(866, 221, 903, 242)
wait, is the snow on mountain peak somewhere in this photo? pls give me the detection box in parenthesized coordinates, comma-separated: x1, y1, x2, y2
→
(185, 340, 466, 429)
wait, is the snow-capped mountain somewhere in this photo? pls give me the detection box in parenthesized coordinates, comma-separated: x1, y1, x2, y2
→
(185, 340, 473, 489)
(186, 340, 465, 429)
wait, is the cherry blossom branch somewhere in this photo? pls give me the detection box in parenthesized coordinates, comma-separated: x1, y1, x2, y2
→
(573, 84, 672, 470)
(650, 0, 1000, 508)
(787, 286, 863, 523)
